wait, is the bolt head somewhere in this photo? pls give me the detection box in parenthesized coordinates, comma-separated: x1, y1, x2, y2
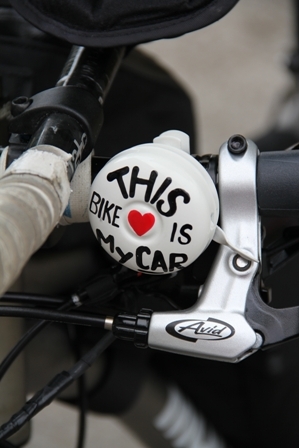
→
(11, 96, 32, 117)
(232, 254, 251, 272)
(228, 134, 248, 155)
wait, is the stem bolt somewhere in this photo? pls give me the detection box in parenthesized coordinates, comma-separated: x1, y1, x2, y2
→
(11, 97, 32, 117)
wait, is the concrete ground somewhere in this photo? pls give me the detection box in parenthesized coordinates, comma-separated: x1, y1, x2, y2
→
(26, 1, 294, 447)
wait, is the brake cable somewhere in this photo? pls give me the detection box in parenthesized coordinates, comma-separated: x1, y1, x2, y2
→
(0, 298, 74, 382)
(0, 331, 115, 441)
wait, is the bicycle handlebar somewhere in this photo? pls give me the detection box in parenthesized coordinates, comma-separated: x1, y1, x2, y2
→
(257, 149, 299, 216)
(0, 45, 126, 295)
(59, 146, 299, 225)
(0, 145, 71, 296)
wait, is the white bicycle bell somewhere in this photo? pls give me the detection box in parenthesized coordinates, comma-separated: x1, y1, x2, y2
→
(89, 130, 219, 274)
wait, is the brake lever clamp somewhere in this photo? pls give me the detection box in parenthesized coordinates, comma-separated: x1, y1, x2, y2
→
(148, 137, 263, 362)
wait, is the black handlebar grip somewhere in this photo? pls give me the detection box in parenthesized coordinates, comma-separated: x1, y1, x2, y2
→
(257, 150, 299, 216)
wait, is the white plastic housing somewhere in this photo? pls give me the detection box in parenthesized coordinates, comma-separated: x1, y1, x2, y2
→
(89, 131, 219, 274)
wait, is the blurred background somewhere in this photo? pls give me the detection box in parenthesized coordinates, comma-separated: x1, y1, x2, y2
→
(142, 0, 294, 155)
(27, 0, 295, 446)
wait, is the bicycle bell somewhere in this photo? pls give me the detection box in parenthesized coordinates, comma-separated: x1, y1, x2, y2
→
(89, 130, 219, 274)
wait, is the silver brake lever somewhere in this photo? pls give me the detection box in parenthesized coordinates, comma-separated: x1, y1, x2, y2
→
(148, 138, 263, 362)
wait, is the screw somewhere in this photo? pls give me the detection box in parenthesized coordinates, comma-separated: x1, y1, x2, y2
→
(11, 96, 32, 117)
(232, 254, 251, 272)
(227, 134, 248, 155)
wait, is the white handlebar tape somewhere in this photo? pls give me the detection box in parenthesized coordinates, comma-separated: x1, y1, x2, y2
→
(0, 145, 71, 295)
(60, 152, 93, 225)
(89, 131, 219, 274)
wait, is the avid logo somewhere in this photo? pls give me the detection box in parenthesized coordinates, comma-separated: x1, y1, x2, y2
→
(166, 318, 235, 342)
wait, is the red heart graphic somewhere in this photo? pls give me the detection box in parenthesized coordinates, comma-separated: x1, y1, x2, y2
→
(128, 210, 155, 236)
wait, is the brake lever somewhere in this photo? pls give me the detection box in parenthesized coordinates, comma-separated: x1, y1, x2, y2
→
(245, 277, 299, 349)
(148, 137, 264, 362)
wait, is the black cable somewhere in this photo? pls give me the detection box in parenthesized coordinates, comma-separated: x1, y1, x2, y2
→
(0, 306, 107, 328)
(0, 331, 115, 441)
(76, 368, 87, 448)
(0, 298, 74, 448)
(67, 326, 88, 448)
(0, 300, 73, 381)
(1, 292, 65, 307)
(0, 273, 119, 382)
